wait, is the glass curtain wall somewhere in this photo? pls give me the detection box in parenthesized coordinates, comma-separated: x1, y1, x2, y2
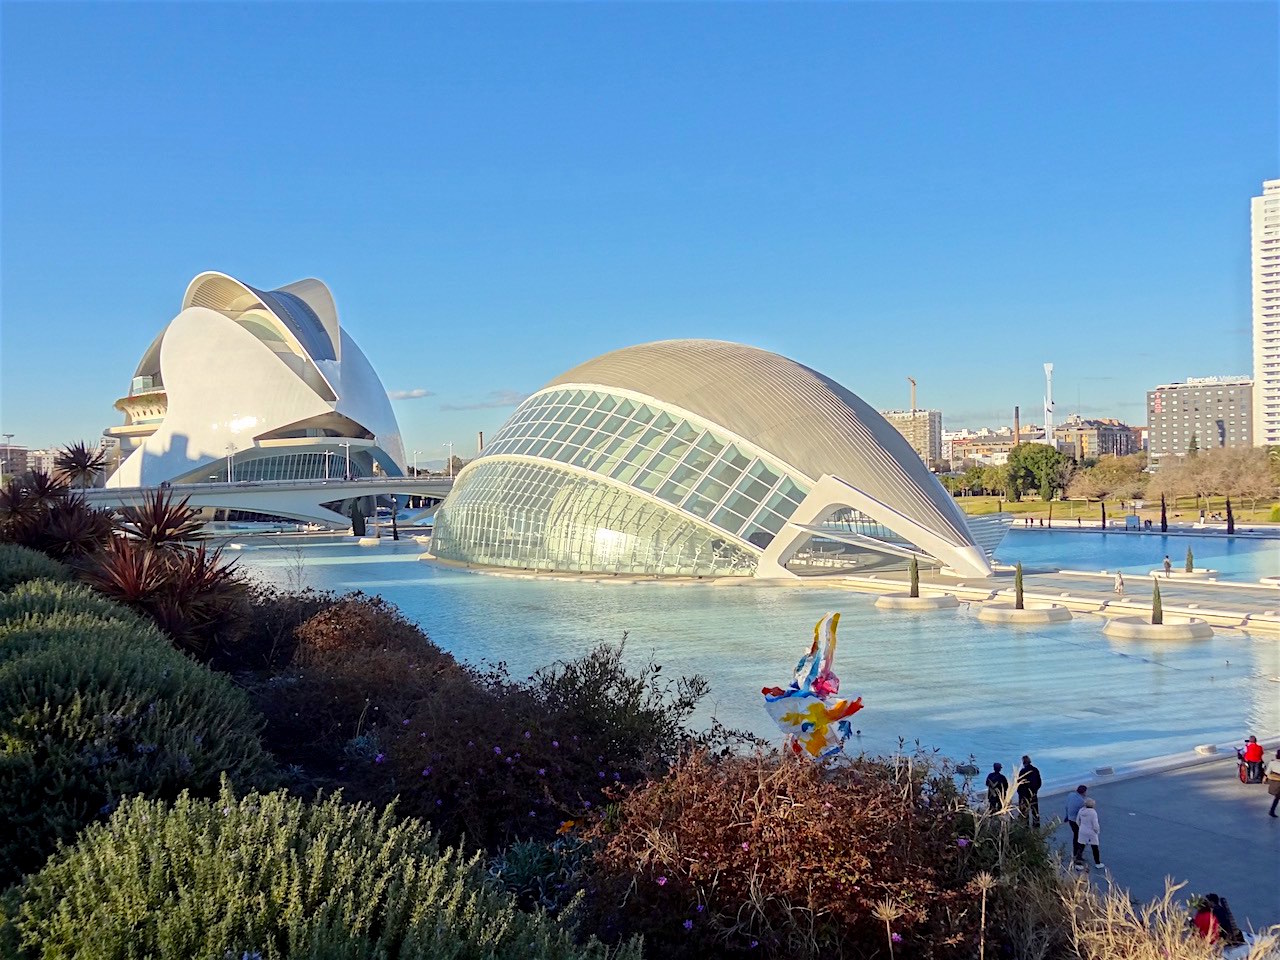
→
(431, 460, 758, 576)
(479, 388, 810, 549)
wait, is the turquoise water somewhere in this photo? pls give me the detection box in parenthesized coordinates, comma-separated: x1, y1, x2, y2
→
(997, 529, 1280, 582)
(237, 538, 1280, 786)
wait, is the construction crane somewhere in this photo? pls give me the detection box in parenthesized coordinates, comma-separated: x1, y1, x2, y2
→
(906, 377, 917, 411)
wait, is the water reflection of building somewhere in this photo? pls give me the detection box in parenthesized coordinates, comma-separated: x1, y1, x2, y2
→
(431, 340, 998, 579)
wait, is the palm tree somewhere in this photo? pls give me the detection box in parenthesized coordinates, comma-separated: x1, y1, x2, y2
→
(54, 441, 107, 489)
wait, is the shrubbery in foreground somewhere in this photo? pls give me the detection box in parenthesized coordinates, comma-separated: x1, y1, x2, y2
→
(1, 782, 642, 960)
(0, 583, 272, 886)
(0, 543, 71, 592)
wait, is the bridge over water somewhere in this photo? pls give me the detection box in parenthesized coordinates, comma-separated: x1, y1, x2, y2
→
(85, 476, 455, 527)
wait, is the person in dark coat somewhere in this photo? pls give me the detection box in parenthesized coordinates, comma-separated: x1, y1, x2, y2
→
(985, 762, 1008, 813)
(1018, 755, 1042, 827)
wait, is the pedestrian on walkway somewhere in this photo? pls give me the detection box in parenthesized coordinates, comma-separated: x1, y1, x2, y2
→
(1064, 785, 1088, 864)
(1163, 555, 1173, 578)
(1113, 571, 1125, 595)
(1076, 797, 1103, 869)
(985, 762, 1008, 813)
(1266, 749, 1280, 818)
(1018, 755, 1042, 827)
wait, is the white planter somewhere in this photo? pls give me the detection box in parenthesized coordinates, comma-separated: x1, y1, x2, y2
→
(1103, 615, 1213, 640)
(357, 536, 382, 547)
(1146, 569, 1218, 580)
(875, 593, 959, 610)
(977, 602, 1073, 624)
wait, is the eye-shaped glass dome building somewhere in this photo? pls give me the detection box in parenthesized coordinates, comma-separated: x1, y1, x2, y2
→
(431, 340, 997, 579)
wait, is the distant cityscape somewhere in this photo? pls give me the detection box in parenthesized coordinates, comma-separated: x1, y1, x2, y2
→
(869, 178, 1279, 475)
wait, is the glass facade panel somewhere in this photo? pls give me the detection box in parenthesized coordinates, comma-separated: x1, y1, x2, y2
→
(461, 386, 816, 567)
(432, 460, 757, 576)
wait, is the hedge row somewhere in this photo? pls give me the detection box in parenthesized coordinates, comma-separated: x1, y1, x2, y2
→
(0, 544, 71, 592)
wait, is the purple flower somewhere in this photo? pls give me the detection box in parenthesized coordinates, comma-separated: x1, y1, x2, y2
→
(741, 842, 750, 851)
(683, 920, 693, 931)
(552, 740, 560, 748)
(538, 768, 546, 776)
(374, 753, 385, 764)
(435, 799, 443, 806)
(696, 904, 705, 913)
(493, 746, 502, 755)
(598, 771, 606, 779)
(892, 934, 903, 944)
(750, 941, 759, 949)
(524, 731, 531, 739)
(402, 719, 411, 726)
(656, 876, 668, 886)
(957, 838, 971, 848)
(422, 767, 432, 776)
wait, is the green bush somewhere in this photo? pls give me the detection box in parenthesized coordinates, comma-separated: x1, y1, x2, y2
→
(0, 616, 272, 885)
(3, 782, 641, 960)
(0, 544, 71, 592)
(0, 578, 151, 631)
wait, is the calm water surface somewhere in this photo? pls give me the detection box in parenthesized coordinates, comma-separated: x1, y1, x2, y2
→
(237, 536, 1280, 786)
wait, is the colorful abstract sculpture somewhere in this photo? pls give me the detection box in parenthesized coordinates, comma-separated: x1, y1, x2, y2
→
(762, 612, 864, 758)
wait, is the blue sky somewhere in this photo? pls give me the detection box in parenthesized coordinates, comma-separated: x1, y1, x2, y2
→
(1, 2, 1275, 460)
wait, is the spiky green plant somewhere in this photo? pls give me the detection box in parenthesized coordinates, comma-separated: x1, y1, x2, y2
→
(53, 441, 107, 489)
(1185, 546, 1194, 573)
(6, 782, 639, 960)
(116, 488, 205, 550)
(908, 556, 920, 598)
(1151, 579, 1163, 625)
(1014, 561, 1025, 610)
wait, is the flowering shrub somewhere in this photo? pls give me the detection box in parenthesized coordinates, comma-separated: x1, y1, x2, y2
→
(2, 781, 641, 960)
(0, 600, 272, 885)
(579, 751, 987, 959)
(0, 544, 71, 592)
(252, 595, 715, 851)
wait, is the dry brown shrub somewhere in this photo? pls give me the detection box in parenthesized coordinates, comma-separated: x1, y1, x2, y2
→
(581, 750, 981, 959)
(293, 593, 445, 661)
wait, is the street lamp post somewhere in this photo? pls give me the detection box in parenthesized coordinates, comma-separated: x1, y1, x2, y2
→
(1, 433, 13, 480)
(413, 450, 423, 475)
(324, 450, 333, 480)
(444, 442, 454, 478)
(339, 441, 352, 480)
(225, 443, 236, 483)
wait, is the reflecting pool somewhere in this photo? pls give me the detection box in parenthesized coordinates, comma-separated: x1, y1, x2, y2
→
(998, 529, 1280, 583)
(237, 538, 1280, 786)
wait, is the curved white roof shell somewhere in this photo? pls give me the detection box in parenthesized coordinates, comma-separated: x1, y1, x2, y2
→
(108, 272, 405, 488)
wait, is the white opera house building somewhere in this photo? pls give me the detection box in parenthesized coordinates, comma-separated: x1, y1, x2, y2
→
(105, 272, 406, 505)
(430, 339, 1004, 579)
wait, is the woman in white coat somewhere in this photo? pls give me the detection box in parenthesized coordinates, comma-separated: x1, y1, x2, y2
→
(1076, 797, 1104, 869)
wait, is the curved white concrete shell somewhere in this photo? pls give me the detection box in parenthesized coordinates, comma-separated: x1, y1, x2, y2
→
(432, 339, 992, 578)
(106, 272, 405, 493)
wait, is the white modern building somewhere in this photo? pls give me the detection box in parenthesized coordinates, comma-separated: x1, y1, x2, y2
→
(1252, 178, 1280, 445)
(430, 340, 998, 579)
(106, 272, 406, 494)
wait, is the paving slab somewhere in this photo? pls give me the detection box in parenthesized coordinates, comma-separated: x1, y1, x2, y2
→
(1045, 759, 1280, 931)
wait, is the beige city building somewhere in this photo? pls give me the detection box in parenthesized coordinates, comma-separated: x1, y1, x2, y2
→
(879, 409, 943, 467)
(1251, 178, 1280, 445)
(1052, 415, 1142, 460)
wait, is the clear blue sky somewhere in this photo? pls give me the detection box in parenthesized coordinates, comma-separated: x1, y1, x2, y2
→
(2, 2, 1276, 460)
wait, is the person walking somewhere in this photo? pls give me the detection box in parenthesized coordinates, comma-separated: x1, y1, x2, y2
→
(1018, 755, 1042, 827)
(1064, 785, 1088, 864)
(985, 762, 1009, 813)
(1163, 555, 1173, 578)
(1267, 749, 1280, 818)
(1113, 571, 1125, 595)
(1076, 797, 1103, 869)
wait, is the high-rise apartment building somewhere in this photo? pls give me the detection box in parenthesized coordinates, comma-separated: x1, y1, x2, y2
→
(1052, 415, 1141, 460)
(880, 409, 943, 467)
(1147, 377, 1252, 468)
(1251, 178, 1280, 444)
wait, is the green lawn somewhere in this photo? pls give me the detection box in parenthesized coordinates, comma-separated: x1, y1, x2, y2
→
(955, 495, 1280, 524)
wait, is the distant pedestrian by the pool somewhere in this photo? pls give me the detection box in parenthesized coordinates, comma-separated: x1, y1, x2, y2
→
(1163, 555, 1173, 578)
(985, 762, 1008, 813)
(1113, 571, 1125, 595)
(1064, 785, 1088, 864)
(1018, 755, 1042, 827)
(1076, 798, 1103, 869)
(1266, 750, 1280, 818)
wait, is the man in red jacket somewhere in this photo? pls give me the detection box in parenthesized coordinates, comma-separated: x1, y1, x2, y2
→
(1240, 736, 1265, 783)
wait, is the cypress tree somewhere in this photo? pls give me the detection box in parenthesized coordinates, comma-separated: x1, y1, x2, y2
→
(1160, 493, 1168, 533)
(1151, 579, 1163, 625)
(1226, 498, 1235, 535)
(349, 499, 366, 538)
(908, 555, 920, 598)
(1185, 546, 1194, 573)
(1014, 561, 1024, 610)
